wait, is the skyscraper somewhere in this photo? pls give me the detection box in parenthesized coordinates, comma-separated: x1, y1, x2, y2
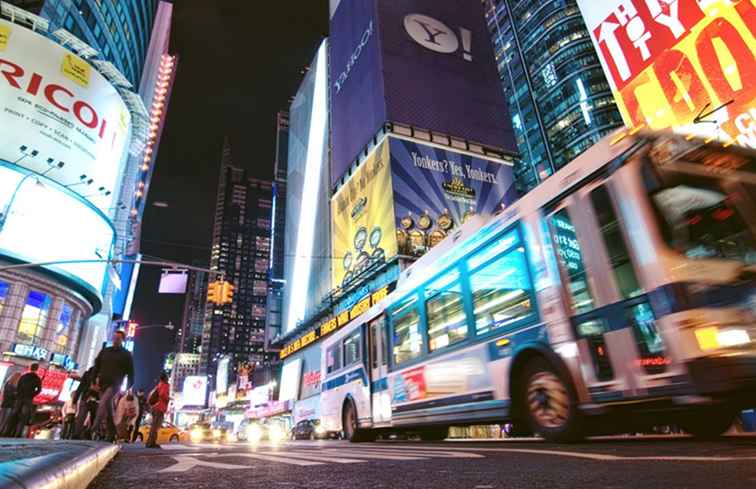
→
(177, 270, 208, 356)
(484, 0, 624, 192)
(200, 140, 275, 387)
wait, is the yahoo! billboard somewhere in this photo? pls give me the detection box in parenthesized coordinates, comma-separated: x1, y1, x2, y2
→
(329, 0, 515, 186)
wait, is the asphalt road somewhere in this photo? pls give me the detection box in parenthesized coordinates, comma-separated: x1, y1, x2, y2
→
(88, 436, 756, 489)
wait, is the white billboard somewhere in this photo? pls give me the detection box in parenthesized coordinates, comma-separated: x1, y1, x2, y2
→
(278, 358, 302, 402)
(216, 356, 230, 395)
(0, 19, 131, 212)
(182, 375, 208, 407)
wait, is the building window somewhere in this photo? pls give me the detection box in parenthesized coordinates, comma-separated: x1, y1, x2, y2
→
(18, 290, 52, 345)
(391, 295, 422, 365)
(54, 303, 74, 350)
(0, 280, 8, 317)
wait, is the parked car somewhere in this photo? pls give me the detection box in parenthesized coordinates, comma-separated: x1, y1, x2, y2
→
(136, 421, 188, 444)
(290, 419, 337, 440)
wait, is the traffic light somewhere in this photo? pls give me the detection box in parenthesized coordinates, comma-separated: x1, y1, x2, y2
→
(207, 280, 222, 305)
(126, 322, 138, 338)
(220, 281, 235, 305)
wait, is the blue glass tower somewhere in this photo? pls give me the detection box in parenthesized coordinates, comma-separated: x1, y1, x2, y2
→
(10, 0, 158, 86)
(484, 0, 624, 192)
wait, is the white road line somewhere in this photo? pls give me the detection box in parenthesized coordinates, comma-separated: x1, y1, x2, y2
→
(339, 447, 484, 458)
(316, 449, 429, 461)
(262, 451, 367, 464)
(215, 452, 325, 466)
(159, 455, 249, 473)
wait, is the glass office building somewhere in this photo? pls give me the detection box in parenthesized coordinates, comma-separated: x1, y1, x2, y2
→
(484, 0, 624, 192)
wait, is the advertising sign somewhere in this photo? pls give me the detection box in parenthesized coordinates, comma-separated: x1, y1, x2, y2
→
(279, 358, 302, 402)
(576, 0, 756, 146)
(182, 376, 208, 407)
(34, 369, 68, 405)
(331, 140, 397, 289)
(329, 0, 514, 186)
(331, 136, 516, 288)
(216, 356, 230, 395)
(0, 20, 131, 212)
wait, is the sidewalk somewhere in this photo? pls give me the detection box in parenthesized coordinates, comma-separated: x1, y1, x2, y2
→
(0, 439, 118, 489)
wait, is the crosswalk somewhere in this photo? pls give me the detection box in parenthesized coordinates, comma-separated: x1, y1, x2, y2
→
(158, 444, 485, 472)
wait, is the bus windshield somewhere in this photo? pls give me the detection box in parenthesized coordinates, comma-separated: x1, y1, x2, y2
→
(644, 144, 756, 265)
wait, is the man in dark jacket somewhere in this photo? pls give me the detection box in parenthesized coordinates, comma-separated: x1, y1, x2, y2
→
(10, 363, 42, 437)
(91, 330, 134, 441)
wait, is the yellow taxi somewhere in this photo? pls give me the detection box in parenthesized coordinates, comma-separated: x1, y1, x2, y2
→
(136, 421, 189, 444)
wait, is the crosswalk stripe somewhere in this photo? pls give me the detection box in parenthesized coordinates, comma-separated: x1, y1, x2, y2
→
(216, 452, 324, 466)
(334, 447, 484, 458)
(315, 449, 429, 461)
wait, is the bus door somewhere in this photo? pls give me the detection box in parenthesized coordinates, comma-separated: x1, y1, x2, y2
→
(547, 182, 671, 403)
(368, 315, 391, 424)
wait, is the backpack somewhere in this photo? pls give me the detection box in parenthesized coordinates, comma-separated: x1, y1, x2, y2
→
(148, 387, 159, 406)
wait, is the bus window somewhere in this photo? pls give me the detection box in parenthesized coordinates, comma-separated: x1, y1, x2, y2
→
(392, 295, 423, 365)
(426, 280, 467, 352)
(469, 243, 534, 335)
(326, 344, 342, 374)
(370, 316, 388, 368)
(589, 186, 643, 299)
(549, 208, 595, 314)
(343, 331, 361, 366)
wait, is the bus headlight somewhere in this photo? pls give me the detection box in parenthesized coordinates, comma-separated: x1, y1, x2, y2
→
(247, 424, 263, 444)
(695, 326, 751, 350)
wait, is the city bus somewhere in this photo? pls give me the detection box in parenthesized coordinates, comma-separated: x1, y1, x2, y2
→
(318, 130, 756, 442)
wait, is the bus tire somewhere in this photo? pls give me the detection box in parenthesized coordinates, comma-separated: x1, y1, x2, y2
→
(418, 427, 448, 442)
(520, 357, 582, 442)
(342, 399, 375, 442)
(679, 408, 735, 439)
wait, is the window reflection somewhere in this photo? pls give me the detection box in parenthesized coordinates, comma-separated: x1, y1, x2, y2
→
(18, 290, 51, 345)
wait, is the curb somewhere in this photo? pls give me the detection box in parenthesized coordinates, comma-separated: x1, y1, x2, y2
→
(0, 443, 119, 489)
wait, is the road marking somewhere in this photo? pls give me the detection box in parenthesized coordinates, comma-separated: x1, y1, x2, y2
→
(342, 447, 484, 458)
(159, 455, 248, 473)
(216, 453, 324, 466)
(315, 449, 429, 461)
(262, 451, 367, 464)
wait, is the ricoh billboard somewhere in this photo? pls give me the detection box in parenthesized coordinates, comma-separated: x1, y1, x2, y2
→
(576, 0, 756, 146)
(0, 19, 131, 211)
(331, 136, 516, 288)
(329, 0, 515, 186)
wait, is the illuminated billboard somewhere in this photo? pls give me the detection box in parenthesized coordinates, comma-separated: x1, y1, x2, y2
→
(279, 358, 302, 402)
(0, 164, 114, 293)
(331, 136, 517, 288)
(0, 19, 131, 212)
(329, 0, 515, 185)
(576, 0, 756, 145)
(215, 355, 230, 395)
(182, 375, 208, 407)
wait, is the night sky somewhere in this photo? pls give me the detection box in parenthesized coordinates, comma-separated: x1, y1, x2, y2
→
(130, 0, 328, 389)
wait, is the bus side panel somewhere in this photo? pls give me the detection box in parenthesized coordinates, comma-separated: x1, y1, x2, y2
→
(320, 365, 372, 432)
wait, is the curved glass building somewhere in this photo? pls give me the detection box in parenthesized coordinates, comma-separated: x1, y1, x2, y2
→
(485, 0, 624, 192)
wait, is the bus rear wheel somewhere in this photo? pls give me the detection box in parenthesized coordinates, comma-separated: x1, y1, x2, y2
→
(679, 408, 735, 439)
(342, 399, 375, 443)
(521, 358, 582, 442)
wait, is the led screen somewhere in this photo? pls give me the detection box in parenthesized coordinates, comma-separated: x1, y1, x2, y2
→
(182, 376, 208, 407)
(279, 358, 302, 402)
(0, 165, 114, 293)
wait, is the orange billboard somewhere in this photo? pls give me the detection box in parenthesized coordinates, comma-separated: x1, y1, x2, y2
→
(577, 0, 756, 147)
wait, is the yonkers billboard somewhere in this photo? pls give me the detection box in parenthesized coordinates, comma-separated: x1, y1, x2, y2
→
(576, 0, 756, 147)
(329, 0, 515, 186)
(331, 136, 516, 288)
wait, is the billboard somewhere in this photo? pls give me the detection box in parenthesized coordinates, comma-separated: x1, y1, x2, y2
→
(279, 358, 302, 402)
(182, 375, 208, 407)
(215, 356, 230, 395)
(0, 19, 131, 212)
(329, 0, 515, 186)
(331, 136, 516, 288)
(576, 0, 756, 146)
(331, 140, 397, 289)
(0, 165, 114, 293)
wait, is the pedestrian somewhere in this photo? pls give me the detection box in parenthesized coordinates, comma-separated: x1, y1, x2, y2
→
(0, 372, 21, 435)
(61, 395, 77, 439)
(131, 389, 147, 443)
(91, 330, 134, 442)
(145, 373, 170, 449)
(114, 390, 139, 442)
(9, 363, 42, 438)
(72, 366, 100, 439)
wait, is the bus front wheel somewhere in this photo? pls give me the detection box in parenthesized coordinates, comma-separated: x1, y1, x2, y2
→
(520, 358, 582, 442)
(679, 408, 735, 439)
(342, 399, 375, 443)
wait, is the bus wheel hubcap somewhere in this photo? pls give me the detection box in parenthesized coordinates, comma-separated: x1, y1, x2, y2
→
(527, 372, 569, 429)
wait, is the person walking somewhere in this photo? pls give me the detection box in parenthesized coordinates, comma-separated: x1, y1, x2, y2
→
(9, 364, 42, 438)
(0, 372, 21, 435)
(60, 395, 77, 439)
(114, 390, 139, 442)
(131, 389, 147, 443)
(91, 330, 134, 441)
(72, 366, 100, 439)
(145, 373, 170, 449)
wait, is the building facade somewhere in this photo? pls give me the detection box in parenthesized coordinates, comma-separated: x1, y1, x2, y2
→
(484, 0, 624, 192)
(176, 270, 208, 356)
(200, 141, 276, 389)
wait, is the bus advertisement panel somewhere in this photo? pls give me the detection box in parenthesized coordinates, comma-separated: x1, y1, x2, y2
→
(576, 0, 756, 146)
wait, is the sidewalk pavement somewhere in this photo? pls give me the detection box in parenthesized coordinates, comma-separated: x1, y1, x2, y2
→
(0, 439, 118, 489)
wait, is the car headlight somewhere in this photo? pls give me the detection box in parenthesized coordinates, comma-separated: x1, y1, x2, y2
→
(190, 429, 203, 442)
(268, 425, 284, 443)
(212, 429, 222, 439)
(246, 424, 263, 443)
(315, 425, 326, 435)
(695, 326, 752, 350)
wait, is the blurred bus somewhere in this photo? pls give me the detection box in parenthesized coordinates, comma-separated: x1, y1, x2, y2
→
(319, 131, 756, 442)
